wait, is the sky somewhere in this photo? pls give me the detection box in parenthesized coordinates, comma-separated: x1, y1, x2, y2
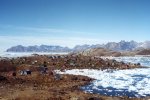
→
(0, 0, 150, 51)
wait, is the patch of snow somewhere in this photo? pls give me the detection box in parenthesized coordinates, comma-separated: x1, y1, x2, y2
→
(56, 56, 150, 98)
(56, 68, 150, 97)
(101, 56, 150, 67)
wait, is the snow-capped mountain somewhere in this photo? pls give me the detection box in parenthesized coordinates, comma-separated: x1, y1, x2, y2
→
(6, 40, 150, 52)
(6, 45, 72, 52)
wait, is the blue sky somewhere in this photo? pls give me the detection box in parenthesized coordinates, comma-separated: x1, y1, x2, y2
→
(0, 0, 150, 51)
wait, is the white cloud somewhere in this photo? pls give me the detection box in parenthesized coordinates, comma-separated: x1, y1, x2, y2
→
(0, 36, 106, 52)
(0, 25, 93, 36)
(0, 25, 121, 52)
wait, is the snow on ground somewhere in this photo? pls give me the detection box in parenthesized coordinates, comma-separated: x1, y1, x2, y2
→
(56, 68, 150, 97)
(56, 57, 150, 97)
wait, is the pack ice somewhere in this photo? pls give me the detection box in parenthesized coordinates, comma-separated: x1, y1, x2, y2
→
(57, 57, 150, 97)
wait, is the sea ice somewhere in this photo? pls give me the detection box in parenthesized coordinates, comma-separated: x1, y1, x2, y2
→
(56, 57, 150, 97)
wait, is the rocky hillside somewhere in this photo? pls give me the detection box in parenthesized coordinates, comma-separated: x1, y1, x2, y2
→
(129, 49, 150, 55)
(76, 48, 121, 57)
(136, 49, 150, 55)
(75, 48, 150, 57)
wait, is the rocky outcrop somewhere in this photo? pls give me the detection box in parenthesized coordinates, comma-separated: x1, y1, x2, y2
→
(76, 48, 121, 57)
(135, 49, 150, 55)
(74, 47, 150, 57)
(121, 49, 150, 56)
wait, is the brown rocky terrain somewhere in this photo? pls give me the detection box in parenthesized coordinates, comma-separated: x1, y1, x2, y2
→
(75, 48, 150, 57)
(0, 73, 94, 100)
(121, 49, 150, 56)
(75, 48, 121, 57)
(1, 73, 147, 100)
(0, 54, 148, 100)
(0, 54, 142, 71)
(135, 49, 150, 55)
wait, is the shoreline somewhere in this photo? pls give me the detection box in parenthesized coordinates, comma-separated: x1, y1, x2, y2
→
(0, 73, 146, 100)
(0, 54, 149, 100)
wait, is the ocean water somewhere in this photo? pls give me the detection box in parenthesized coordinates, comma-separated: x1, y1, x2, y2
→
(0, 52, 68, 58)
(102, 56, 150, 67)
(56, 57, 150, 98)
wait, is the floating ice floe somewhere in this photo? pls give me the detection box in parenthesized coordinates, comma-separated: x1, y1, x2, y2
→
(57, 68, 150, 97)
(0, 52, 68, 58)
(101, 56, 150, 67)
(56, 57, 150, 97)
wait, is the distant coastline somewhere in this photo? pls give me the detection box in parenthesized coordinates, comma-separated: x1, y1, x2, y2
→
(6, 40, 150, 53)
(0, 52, 69, 58)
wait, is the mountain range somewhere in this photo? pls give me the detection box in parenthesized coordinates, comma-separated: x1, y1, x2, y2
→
(73, 40, 150, 52)
(6, 40, 150, 52)
(6, 45, 71, 52)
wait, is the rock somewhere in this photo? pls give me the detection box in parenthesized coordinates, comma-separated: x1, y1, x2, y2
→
(71, 77, 78, 81)
(0, 76, 7, 81)
(70, 97, 80, 100)
(88, 97, 102, 100)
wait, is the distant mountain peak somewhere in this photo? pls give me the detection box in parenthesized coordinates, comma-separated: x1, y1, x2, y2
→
(6, 40, 150, 52)
(6, 45, 72, 52)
